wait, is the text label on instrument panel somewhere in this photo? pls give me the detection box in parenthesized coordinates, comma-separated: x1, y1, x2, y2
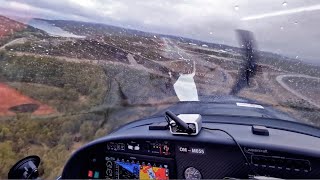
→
(178, 146, 205, 155)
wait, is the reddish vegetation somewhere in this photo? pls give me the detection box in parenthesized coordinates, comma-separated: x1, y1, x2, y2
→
(0, 83, 55, 116)
(0, 16, 26, 37)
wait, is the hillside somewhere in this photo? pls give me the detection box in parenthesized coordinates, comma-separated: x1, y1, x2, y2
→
(0, 15, 47, 47)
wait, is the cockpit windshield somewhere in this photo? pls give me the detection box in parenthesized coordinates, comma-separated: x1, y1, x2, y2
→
(0, 0, 320, 178)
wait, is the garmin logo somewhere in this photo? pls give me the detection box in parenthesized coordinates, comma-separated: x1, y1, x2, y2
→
(245, 148, 268, 154)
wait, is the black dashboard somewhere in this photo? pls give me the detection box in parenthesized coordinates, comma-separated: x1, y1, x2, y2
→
(61, 115, 320, 179)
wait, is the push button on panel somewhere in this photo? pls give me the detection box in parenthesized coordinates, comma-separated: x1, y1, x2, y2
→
(88, 170, 93, 178)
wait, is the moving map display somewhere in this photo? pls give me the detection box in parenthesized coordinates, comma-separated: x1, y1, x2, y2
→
(105, 156, 169, 179)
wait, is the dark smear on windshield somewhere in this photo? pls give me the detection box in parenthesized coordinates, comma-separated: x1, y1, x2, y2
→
(230, 30, 258, 95)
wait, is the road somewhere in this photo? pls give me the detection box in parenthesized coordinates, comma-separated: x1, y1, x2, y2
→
(161, 38, 233, 95)
(10, 49, 168, 78)
(125, 53, 167, 76)
(276, 74, 320, 108)
(0, 38, 26, 50)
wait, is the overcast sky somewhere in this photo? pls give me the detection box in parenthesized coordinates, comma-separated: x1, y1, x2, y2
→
(1, 0, 320, 64)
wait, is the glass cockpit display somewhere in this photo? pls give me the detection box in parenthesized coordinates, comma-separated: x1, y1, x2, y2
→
(105, 156, 169, 179)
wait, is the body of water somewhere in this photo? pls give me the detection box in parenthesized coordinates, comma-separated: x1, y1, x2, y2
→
(28, 19, 85, 38)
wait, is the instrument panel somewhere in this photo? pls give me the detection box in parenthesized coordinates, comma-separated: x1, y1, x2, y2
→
(61, 117, 320, 179)
(62, 139, 249, 179)
(62, 138, 320, 179)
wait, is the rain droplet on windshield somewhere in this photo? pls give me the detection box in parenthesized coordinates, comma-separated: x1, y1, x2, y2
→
(209, 32, 213, 35)
(280, 26, 284, 30)
(282, 2, 287, 7)
(234, 5, 239, 11)
(294, 21, 298, 25)
(295, 55, 299, 59)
